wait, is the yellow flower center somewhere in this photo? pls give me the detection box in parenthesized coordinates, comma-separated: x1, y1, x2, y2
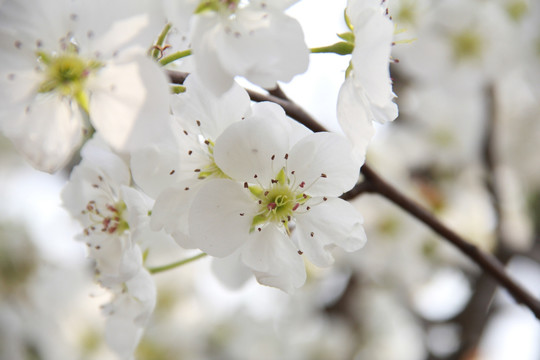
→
(37, 50, 102, 112)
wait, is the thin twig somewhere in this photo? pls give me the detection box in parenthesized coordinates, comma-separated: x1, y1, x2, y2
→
(166, 69, 540, 318)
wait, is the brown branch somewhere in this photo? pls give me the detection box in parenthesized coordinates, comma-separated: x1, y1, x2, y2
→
(166, 69, 540, 319)
(361, 164, 540, 319)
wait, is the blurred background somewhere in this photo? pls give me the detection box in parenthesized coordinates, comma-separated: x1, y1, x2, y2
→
(1, 0, 540, 359)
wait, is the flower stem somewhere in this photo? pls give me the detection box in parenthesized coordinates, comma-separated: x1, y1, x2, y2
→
(151, 23, 173, 59)
(310, 42, 354, 55)
(148, 253, 207, 274)
(159, 49, 192, 66)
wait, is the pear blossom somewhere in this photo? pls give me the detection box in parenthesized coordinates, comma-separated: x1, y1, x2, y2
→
(61, 137, 160, 357)
(189, 0, 309, 94)
(337, 0, 397, 162)
(103, 268, 156, 360)
(188, 107, 366, 292)
(131, 75, 253, 248)
(0, 0, 170, 173)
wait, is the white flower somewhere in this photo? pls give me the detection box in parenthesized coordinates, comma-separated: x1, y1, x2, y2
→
(337, 0, 398, 161)
(62, 137, 161, 358)
(132, 74, 252, 247)
(188, 105, 366, 292)
(0, 0, 170, 172)
(61, 137, 156, 287)
(103, 268, 156, 360)
(190, 0, 309, 94)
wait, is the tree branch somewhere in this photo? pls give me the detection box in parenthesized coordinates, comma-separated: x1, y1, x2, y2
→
(166, 69, 540, 319)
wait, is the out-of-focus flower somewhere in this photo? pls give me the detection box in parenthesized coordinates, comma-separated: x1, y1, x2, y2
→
(337, 0, 398, 162)
(0, 0, 170, 172)
(190, 0, 309, 94)
(62, 137, 161, 357)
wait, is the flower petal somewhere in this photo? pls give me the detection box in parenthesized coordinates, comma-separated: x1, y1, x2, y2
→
(89, 54, 172, 153)
(213, 103, 296, 184)
(337, 77, 375, 164)
(288, 132, 360, 197)
(189, 179, 257, 257)
(241, 225, 306, 293)
(295, 197, 366, 267)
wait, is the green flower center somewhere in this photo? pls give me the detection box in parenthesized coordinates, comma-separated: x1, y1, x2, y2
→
(506, 0, 528, 22)
(451, 30, 483, 62)
(37, 50, 103, 113)
(198, 139, 229, 180)
(195, 0, 240, 14)
(249, 168, 310, 234)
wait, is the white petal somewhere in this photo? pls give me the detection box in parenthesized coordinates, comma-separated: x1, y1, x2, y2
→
(241, 225, 306, 293)
(80, 136, 131, 187)
(104, 268, 156, 359)
(130, 144, 183, 199)
(211, 251, 253, 289)
(188, 179, 257, 257)
(215, 6, 309, 88)
(213, 104, 294, 184)
(150, 180, 200, 249)
(294, 197, 366, 267)
(288, 132, 360, 197)
(7, 95, 83, 173)
(350, 6, 395, 108)
(337, 77, 376, 164)
(173, 74, 252, 139)
(191, 14, 236, 95)
(89, 54, 172, 153)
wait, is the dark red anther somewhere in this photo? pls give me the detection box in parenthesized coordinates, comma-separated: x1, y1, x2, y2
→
(299, 181, 305, 188)
(292, 203, 300, 211)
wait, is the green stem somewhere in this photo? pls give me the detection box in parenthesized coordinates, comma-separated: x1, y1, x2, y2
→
(159, 49, 192, 66)
(310, 42, 354, 55)
(148, 253, 207, 274)
(151, 23, 173, 59)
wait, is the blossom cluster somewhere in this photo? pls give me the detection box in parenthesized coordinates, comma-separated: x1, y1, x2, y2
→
(0, 0, 398, 357)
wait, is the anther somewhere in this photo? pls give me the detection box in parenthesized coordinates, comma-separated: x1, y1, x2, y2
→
(188, 150, 193, 155)
(298, 250, 303, 255)
(254, 174, 258, 178)
(323, 197, 328, 201)
(271, 155, 275, 160)
(321, 173, 327, 178)
(183, 130, 188, 135)
(239, 213, 245, 216)
(310, 232, 314, 237)
(284, 153, 289, 160)
(194, 169, 201, 172)
(170, 170, 175, 175)
(196, 120, 201, 126)
(184, 187, 189, 191)
(299, 181, 305, 188)
(293, 203, 300, 211)
(244, 182, 248, 188)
